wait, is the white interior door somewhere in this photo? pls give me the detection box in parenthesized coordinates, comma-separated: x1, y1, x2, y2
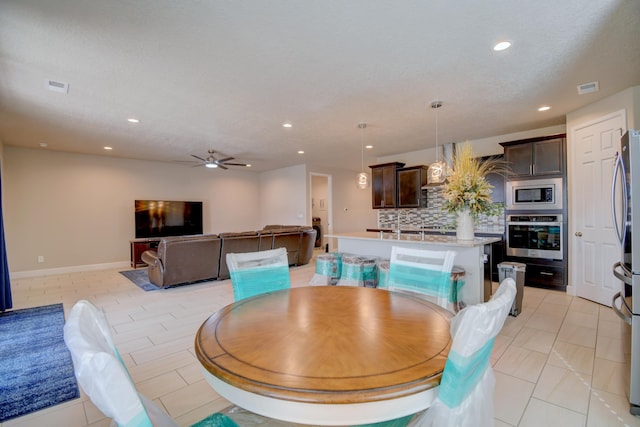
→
(570, 111, 625, 305)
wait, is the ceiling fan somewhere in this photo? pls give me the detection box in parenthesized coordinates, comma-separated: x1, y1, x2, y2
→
(186, 150, 250, 170)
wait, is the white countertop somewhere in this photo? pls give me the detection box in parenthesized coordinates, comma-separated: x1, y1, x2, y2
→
(326, 232, 501, 247)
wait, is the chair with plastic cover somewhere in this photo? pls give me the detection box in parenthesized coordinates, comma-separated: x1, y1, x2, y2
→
(63, 300, 239, 427)
(388, 246, 457, 311)
(411, 278, 517, 427)
(226, 247, 290, 301)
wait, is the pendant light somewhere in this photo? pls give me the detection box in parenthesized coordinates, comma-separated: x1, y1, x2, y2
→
(356, 122, 371, 189)
(427, 100, 448, 185)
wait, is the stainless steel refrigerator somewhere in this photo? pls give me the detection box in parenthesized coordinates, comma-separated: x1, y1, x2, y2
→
(612, 129, 640, 416)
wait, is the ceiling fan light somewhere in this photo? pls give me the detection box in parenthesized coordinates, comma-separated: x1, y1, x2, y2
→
(205, 163, 217, 168)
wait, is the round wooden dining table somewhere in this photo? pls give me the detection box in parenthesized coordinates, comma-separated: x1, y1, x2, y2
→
(195, 286, 452, 425)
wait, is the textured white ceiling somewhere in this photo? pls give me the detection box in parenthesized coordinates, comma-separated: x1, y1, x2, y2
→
(1, 0, 639, 172)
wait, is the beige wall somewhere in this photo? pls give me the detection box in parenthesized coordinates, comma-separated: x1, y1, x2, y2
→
(5, 147, 261, 274)
(567, 85, 640, 132)
(4, 147, 379, 275)
(259, 164, 308, 226)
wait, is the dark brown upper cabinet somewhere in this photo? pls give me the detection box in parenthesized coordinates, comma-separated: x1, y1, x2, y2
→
(397, 165, 428, 208)
(370, 162, 405, 209)
(501, 135, 566, 179)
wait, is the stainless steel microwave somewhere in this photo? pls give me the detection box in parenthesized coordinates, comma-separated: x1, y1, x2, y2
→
(506, 177, 563, 211)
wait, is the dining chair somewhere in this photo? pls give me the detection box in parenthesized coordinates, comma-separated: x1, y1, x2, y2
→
(63, 300, 239, 427)
(226, 247, 290, 301)
(411, 277, 517, 427)
(387, 246, 457, 311)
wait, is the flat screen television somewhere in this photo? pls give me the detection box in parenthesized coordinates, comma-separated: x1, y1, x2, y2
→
(135, 200, 203, 238)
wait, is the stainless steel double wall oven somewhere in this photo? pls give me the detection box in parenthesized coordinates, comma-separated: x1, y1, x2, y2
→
(504, 177, 567, 290)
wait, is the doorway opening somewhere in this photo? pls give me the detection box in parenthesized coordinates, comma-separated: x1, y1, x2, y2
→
(311, 173, 331, 251)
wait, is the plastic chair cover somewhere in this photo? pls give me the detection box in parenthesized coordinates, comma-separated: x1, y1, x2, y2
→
(63, 300, 178, 427)
(191, 412, 239, 427)
(227, 247, 290, 300)
(337, 255, 378, 287)
(388, 246, 456, 310)
(410, 278, 517, 427)
(310, 252, 343, 285)
(356, 413, 415, 426)
(377, 259, 390, 289)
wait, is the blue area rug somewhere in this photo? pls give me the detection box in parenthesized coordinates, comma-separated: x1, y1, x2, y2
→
(119, 268, 162, 291)
(0, 303, 80, 422)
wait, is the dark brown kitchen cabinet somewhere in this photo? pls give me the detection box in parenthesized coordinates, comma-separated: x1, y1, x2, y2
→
(397, 165, 428, 208)
(501, 135, 565, 178)
(370, 162, 404, 209)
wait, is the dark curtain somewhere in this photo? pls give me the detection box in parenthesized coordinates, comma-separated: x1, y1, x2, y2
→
(0, 163, 12, 312)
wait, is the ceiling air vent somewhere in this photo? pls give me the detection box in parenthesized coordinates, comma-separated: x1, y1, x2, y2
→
(577, 81, 599, 95)
(46, 79, 69, 94)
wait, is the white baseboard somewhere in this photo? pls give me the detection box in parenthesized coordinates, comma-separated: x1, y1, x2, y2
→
(10, 261, 131, 279)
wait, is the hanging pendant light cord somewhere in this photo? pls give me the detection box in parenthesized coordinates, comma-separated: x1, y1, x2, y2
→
(359, 122, 366, 172)
(432, 100, 442, 162)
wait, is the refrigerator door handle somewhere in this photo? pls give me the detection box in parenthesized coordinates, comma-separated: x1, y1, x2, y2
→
(612, 291, 632, 325)
(613, 261, 632, 284)
(612, 152, 628, 244)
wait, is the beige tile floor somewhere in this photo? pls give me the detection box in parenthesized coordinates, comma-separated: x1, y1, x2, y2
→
(3, 251, 640, 427)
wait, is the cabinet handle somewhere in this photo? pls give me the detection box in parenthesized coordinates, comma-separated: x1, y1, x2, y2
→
(531, 163, 535, 175)
(540, 271, 554, 276)
(575, 231, 583, 237)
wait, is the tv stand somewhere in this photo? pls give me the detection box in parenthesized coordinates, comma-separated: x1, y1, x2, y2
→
(130, 238, 161, 268)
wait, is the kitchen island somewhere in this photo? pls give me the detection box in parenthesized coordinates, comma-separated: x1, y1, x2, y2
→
(325, 232, 501, 306)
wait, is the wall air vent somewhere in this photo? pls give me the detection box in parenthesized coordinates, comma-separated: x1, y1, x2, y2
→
(577, 81, 599, 95)
(46, 79, 69, 94)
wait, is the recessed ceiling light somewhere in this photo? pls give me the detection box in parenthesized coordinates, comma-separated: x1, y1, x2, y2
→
(297, 150, 304, 154)
(104, 146, 113, 150)
(39, 142, 48, 148)
(366, 145, 373, 149)
(127, 118, 140, 123)
(493, 41, 512, 51)
(283, 122, 293, 128)
(538, 106, 551, 112)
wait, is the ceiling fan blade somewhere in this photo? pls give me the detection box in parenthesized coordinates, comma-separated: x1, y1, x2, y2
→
(217, 163, 229, 170)
(224, 162, 249, 167)
(216, 157, 234, 163)
(191, 154, 206, 162)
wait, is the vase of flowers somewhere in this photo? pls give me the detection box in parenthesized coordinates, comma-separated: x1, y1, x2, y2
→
(441, 143, 504, 241)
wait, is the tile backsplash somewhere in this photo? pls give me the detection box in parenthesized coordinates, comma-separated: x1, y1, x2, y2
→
(377, 186, 505, 233)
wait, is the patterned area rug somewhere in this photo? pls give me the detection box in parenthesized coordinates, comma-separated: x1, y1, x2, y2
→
(119, 268, 162, 291)
(0, 303, 80, 422)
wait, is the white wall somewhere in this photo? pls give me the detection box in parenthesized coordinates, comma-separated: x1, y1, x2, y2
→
(5, 147, 261, 273)
(567, 86, 640, 132)
(259, 164, 308, 226)
(306, 164, 378, 251)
